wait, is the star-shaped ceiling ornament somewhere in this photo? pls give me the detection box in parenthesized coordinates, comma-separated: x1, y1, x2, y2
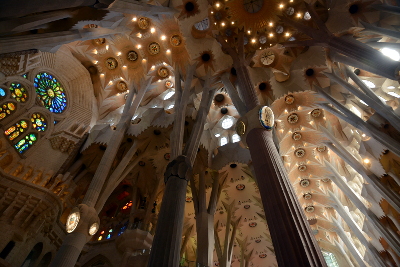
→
(176, 0, 201, 20)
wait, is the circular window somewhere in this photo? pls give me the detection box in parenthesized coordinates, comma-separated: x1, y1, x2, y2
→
(127, 51, 138, 61)
(66, 211, 80, 233)
(34, 72, 67, 113)
(148, 42, 161, 55)
(286, 7, 294, 15)
(275, 25, 284, 34)
(259, 36, 267, 44)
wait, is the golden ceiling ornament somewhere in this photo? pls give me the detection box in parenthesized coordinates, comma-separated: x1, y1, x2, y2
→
(311, 108, 322, 118)
(138, 17, 150, 29)
(285, 94, 295, 104)
(148, 42, 161, 55)
(157, 67, 169, 78)
(93, 38, 106, 46)
(294, 148, 305, 158)
(300, 178, 310, 187)
(165, 80, 174, 88)
(298, 165, 307, 172)
(170, 35, 182, 47)
(287, 113, 299, 124)
(117, 81, 128, 92)
(127, 50, 138, 62)
(225, 0, 282, 32)
(316, 145, 326, 152)
(292, 132, 302, 141)
(105, 57, 118, 70)
(303, 193, 312, 200)
(305, 205, 315, 212)
(236, 121, 246, 136)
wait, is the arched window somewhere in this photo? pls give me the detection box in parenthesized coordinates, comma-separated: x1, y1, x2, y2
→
(34, 72, 67, 113)
(4, 120, 29, 141)
(0, 241, 15, 259)
(37, 252, 52, 267)
(9, 83, 28, 102)
(322, 251, 339, 267)
(21, 242, 43, 267)
(14, 133, 37, 154)
(0, 102, 16, 120)
(0, 87, 6, 101)
(31, 113, 47, 132)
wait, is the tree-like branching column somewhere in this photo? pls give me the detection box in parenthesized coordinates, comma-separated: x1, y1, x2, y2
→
(216, 31, 327, 267)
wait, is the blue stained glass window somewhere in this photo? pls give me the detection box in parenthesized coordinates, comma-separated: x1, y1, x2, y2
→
(106, 234, 111, 239)
(10, 83, 28, 102)
(31, 113, 47, 132)
(0, 88, 6, 99)
(14, 133, 37, 153)
(22, 73, 28, 79)
(34, 72, 67, 113)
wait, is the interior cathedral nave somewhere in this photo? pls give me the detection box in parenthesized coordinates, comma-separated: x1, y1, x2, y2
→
(0, 0, 399, 266)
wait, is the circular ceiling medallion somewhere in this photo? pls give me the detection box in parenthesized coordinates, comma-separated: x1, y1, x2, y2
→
(316, 145, 326, 152)
(170, 35, 182, 46)
(185, 196, 193, 202)
(292, 132, 302, 141)
(148, 42, 161, 55)
(117, 81, 128, 92)
(236, 121, 246, 136)
(300, 179, 310, 187)
(66, 211, 80, 233)
(303, 193, 312, 200)
(294, 148, 306, 158)
(305, 206, 315, 213)
(158, 67, 169, 78)
(105, 57, 118, 70)
(259, 253, 267, 258)
(164, 153, 170, 160)
(165, 80, 174, 88)
(259, 106, 274, 130)
(127, 50, 138, 61)
(287, 113, 299, 124)
(236, 184, 245, 190)
(298, 165, 307, 172)
(138, 17, 150, 29)
(260, 50, 275, 66)
(89, 222, 99, 236)
(244, 204, 250, 209)
(93, 38, 105, 45)
(259, 36, 267, 44)
(243, 0, 264, 13)
(285, 94, 295, 104)
(322, 178, 330, 183)
(311, 108, 322, 118)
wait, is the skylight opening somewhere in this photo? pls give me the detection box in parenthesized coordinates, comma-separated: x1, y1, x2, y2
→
(232, 134, 240, 143)
(221, 118, 233, 129)
(220, 137, 228, 146)
(163, 91, 175, 100)
(388, 91, 400, 98)
(381, 48, 400, 61)
(361, 80, 375, 89)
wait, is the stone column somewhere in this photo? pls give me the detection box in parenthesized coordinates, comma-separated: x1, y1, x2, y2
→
(246, 128, 327, 266)
(147, 156, 190, 267)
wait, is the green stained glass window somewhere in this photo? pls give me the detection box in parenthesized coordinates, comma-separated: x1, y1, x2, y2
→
(34, 72, 67, 113)
(4, 120, 29, 141)
(0, 102, 16, 120)
(31, 113, 47, 132)
(22, 73, 28, 79)
(14, 133, 37, 153)
(9, 83, 28, 102)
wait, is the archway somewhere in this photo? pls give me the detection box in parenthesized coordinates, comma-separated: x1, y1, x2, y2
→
(20, 242, 43, 267)
(37, 252, 52, 267)
(0, 241, 15, 259)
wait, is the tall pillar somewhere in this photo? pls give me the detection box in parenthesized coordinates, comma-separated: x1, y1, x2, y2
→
(147, 156, 190, 266)
(246, 128, 327, 266)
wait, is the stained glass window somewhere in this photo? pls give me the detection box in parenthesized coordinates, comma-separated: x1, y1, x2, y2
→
(0, 88, 6, 100)
(14, 133, 37, 153)
(5, 120, 29, 141)
(322, 251, 339, 267)
(34, 72, 67, 113)
(22, 73, 28, 79)
(9, 83, 28, 102)
(0, 102, 16, 120)
(31, 113, 47, 132)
